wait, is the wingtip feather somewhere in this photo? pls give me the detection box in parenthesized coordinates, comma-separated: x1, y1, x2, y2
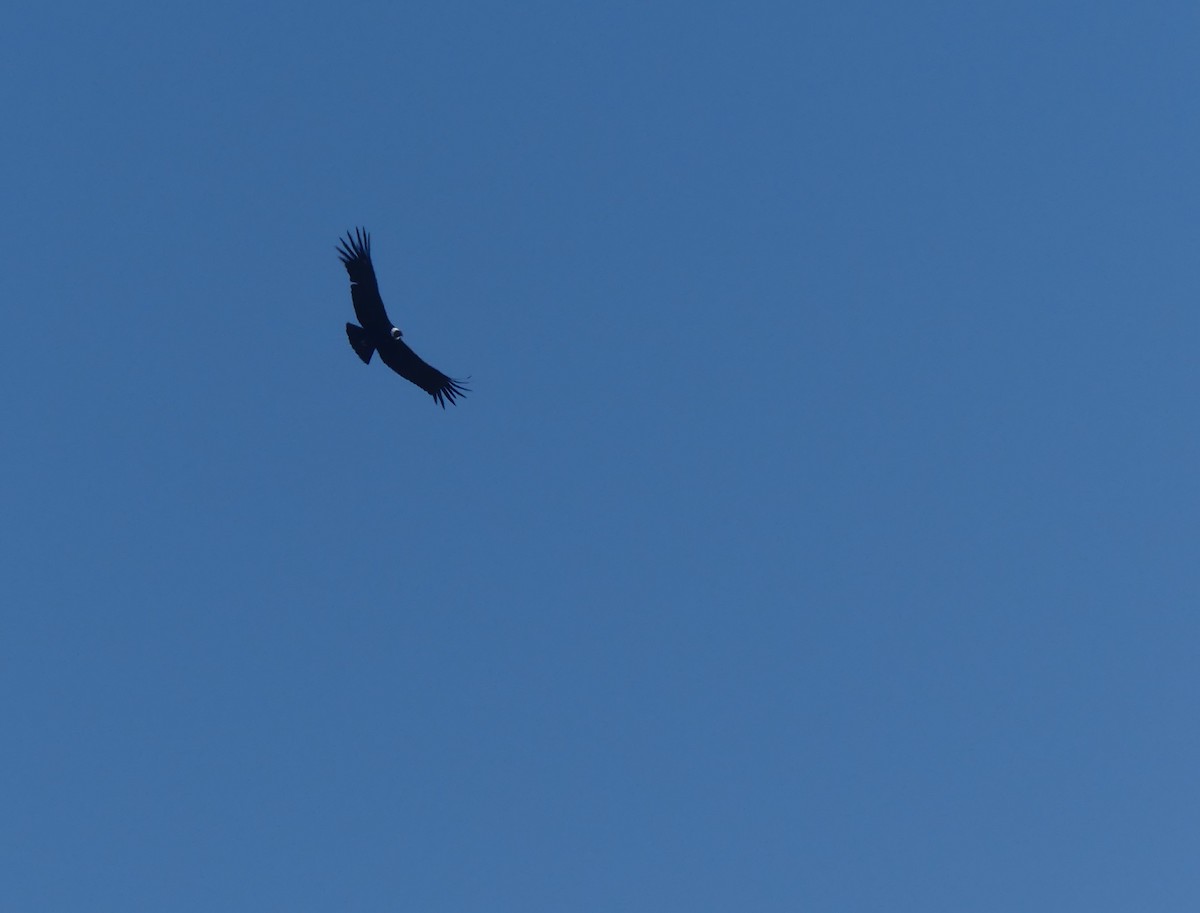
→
(337, 227, 372, 265)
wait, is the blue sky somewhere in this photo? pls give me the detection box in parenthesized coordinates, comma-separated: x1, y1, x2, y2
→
(3, 1, 1198, 909)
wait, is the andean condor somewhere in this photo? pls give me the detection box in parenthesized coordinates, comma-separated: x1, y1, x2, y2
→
(337, 228, 469, 408)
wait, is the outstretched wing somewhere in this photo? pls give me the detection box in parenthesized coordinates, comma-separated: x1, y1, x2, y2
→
(380, 339, 470, 408)
(336, 228, 391, 332)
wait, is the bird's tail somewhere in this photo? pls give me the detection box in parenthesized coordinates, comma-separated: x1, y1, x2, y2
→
(345, 323, 374, 364)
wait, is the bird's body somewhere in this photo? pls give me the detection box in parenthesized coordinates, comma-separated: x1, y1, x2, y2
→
(337, 228, 469, 407)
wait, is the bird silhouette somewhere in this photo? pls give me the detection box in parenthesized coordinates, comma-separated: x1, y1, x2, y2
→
(337, 228, 469, 408)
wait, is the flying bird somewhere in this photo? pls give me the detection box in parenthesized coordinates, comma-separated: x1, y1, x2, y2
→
(337, 228, 469, 407)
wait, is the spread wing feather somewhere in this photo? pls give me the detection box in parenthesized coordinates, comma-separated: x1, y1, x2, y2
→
(380, 340, 470, 409)
(336, 228, 391, 332)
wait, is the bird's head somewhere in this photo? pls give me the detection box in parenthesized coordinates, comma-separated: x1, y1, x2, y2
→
(390, 326, 404, 340)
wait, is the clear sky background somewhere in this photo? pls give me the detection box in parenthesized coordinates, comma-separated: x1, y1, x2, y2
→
(3, 2, 1198, 910)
